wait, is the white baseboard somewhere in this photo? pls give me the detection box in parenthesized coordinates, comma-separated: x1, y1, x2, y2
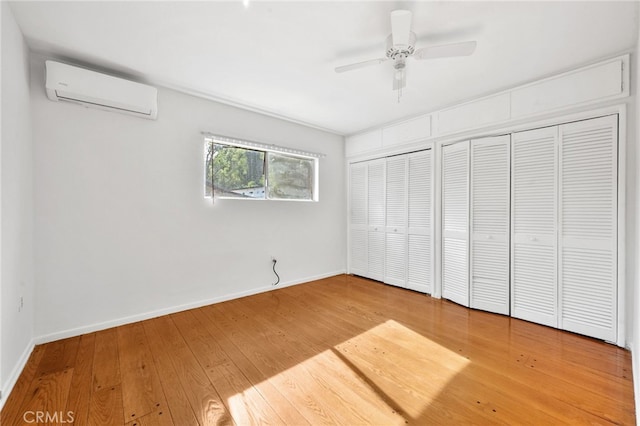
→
(0, 339, 36, 412)
(34, 270, 345, 345)
(634, 346, 639, 426)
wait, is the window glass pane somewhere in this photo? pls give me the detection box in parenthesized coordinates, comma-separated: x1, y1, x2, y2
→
(267, 152, 314, 200)
(205, 142, 265, 198)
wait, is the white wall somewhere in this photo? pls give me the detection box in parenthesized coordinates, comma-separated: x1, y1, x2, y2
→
(633, 17, 640, 422)
(1, 1, 35, 403)
(30, 55, 345, 340)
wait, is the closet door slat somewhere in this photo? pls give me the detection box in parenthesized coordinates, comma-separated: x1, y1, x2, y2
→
(511, 126, 558, 327)
(349, 163, 368, 276)
(470, 135, 510, 315)
(368, 160, 386, 228)
(367, 159, 386, 281)
(559, 115, 617, 342)
(385, 156, 407, 287)
(442, 141, 470, 307)
(407, 150, 433, 293)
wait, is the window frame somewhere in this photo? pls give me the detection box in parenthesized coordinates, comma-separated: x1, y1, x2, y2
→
(204, 136, 320, 202)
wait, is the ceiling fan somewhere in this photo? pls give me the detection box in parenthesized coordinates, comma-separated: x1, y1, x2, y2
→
(335, 10, 477, 100)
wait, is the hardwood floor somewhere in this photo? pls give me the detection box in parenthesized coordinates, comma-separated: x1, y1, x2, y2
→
(1, 274, 635, 425)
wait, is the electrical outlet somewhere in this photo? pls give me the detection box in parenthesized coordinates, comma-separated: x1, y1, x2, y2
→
(18, 296, 23, 312)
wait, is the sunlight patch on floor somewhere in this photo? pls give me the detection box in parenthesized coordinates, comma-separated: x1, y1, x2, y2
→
(227, 320, 469, 423)
(333, 319, 471, 418)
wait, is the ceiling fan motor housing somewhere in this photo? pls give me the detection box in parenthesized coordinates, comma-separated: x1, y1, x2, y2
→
(386, 32, 417, 60)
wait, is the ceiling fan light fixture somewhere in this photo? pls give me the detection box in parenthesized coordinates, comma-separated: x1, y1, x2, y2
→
(394, 60, 406, 80)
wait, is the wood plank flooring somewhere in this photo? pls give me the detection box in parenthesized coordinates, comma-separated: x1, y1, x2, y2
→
(1, 275, 635, 425)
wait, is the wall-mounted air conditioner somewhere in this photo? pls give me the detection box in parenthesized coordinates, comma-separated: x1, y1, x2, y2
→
(45, 60, 158, 120)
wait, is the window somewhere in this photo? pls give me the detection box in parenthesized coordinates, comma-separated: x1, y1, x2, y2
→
(205, 144, 265, 199)
(204, 137, 319, 201)
(267, 153, 314, 200)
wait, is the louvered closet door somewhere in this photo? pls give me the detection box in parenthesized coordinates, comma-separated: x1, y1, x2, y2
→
(407, 150, 433, 294)
(385, 155, 408, 288)
(349, 162, 368, 276)
(470, 136, 510, 315)
(559, 115, 618, 342)
(367, 159, 386, 282)
(442, 142, 470, 307)
(512, 126, 558, 328)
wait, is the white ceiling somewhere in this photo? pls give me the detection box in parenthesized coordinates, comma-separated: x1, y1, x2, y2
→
(9, 1, 639, 135)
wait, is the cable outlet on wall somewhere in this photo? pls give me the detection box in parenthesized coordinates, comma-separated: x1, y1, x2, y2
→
(271, 256, 277, 262)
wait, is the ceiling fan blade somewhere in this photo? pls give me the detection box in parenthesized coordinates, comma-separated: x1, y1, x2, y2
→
(414, 41, 477, 60)
(390, 9, 412, 47)
(334, 58, 388, 73)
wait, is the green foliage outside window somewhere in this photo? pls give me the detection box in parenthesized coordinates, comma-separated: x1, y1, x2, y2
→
(205, 142, 265, 198)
